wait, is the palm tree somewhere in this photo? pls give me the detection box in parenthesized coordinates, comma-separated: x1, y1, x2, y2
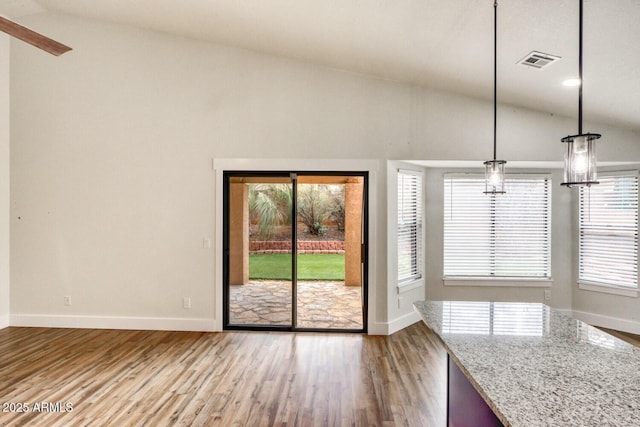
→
(248, 184, 292, 239)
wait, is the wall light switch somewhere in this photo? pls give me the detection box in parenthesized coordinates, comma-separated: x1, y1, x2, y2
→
(544, 289, 551, 301)
(203, 238, 211, 249)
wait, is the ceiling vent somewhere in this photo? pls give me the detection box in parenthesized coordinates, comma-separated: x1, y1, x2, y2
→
(517, 51, 561, 69)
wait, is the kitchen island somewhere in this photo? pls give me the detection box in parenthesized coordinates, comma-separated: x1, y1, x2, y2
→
(414, 301, 640, 427)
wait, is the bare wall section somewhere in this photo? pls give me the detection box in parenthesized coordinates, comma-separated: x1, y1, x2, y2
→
(0, 34, 9, 328)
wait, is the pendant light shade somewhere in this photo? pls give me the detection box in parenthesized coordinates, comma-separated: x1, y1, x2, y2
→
(484, 1, 506, 195)
(484, 160, 506, 194)
(561, 0, 601, 188)
(561, 132, 600, 187)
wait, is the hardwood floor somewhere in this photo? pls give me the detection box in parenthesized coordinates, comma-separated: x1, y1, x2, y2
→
(0, 323, 447, 426)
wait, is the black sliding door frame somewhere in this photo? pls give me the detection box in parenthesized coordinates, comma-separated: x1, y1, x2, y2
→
(223, 170, 368, 333)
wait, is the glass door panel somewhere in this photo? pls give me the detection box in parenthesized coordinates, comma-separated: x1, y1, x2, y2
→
(295, 175, 365, 330)
(226, 175, 293, 327)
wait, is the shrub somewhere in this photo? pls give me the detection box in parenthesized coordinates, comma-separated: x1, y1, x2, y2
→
(297, 184, 332, 235)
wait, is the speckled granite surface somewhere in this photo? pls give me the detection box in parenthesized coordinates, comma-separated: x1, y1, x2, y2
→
(414, 301, 640, 427)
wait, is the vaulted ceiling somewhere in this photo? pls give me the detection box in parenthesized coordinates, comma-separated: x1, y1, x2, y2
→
(2, 0, 640, 132)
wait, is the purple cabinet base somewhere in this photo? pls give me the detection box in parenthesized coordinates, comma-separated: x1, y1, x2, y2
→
(447, 355, 504, 427)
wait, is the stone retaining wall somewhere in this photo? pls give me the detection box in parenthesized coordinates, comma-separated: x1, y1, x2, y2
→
(250, 240, 345, 254)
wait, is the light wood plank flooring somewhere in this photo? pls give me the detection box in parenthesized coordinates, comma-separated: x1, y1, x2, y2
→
(0, 323, 447, 426)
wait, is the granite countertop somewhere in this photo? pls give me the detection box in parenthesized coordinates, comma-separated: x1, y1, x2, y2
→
(414, 300, 640, 427)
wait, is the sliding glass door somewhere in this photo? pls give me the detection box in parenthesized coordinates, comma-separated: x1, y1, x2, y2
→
(223, 171, 367, 332)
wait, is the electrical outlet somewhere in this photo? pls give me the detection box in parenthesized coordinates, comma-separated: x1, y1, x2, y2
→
(64, 296, 71, 306)
(544, 289, 551, 301)
(398, 296, 404, 309)
(183, 297, 192, 309)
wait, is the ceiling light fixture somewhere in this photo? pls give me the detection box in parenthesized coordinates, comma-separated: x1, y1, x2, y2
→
(562, 78, 581, 87)
(484, 0, 506, 195)
(561, 0, 601, 188)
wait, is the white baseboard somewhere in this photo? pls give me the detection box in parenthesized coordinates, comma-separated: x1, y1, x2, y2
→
(10, 314, 218, 332)
(17, 310, 637, 337)
(388, 311, 421, 335)
(367, 322, 389, 335)
(8, 313, 416, 335)
(367, 312, 421, 336)
(0, 314, 8, 329)
(572, 310, 640, 335)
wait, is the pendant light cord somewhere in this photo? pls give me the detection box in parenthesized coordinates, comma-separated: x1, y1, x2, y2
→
(578, 0, 583, 134)
(493, 1, 497, 160)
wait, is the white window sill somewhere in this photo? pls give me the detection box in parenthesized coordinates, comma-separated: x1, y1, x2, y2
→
(397, 278, 424, 294)
(443, 277, 553, 288)
(578, 281, 638, 298)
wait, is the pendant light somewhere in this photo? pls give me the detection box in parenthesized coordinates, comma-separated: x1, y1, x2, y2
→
(561, 0, 601, 187)
(484, 1, 506, 195)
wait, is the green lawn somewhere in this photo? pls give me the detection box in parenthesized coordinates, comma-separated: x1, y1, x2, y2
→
(249, 254, 344, 280)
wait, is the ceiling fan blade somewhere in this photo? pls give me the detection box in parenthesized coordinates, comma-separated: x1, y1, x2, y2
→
(0, 16, 71, 56)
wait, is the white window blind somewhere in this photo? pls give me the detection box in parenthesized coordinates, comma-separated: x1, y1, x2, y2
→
(579, 172, 638, 289)
(444, 174, 551, 278)
(397, 170, 423, 284)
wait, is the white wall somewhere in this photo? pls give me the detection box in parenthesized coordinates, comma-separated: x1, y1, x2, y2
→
(9, 13, 640, 333)
(0, 34, 9, 329)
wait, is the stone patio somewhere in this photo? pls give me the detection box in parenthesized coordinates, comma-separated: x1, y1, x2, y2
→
(229, 280, 363, 329)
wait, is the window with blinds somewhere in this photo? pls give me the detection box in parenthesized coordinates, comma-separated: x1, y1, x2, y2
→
(443, 174, 551, 279)
(397, 170, 423, 284)
(579, 171, 639, 290)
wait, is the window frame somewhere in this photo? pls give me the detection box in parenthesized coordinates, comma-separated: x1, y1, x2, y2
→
(396, 169, 424, 290)
(578, 170, 639, 298)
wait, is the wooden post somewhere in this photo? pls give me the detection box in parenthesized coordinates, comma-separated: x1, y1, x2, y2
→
(229, 182, 249, 285)
(344, 177, 363, 286)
